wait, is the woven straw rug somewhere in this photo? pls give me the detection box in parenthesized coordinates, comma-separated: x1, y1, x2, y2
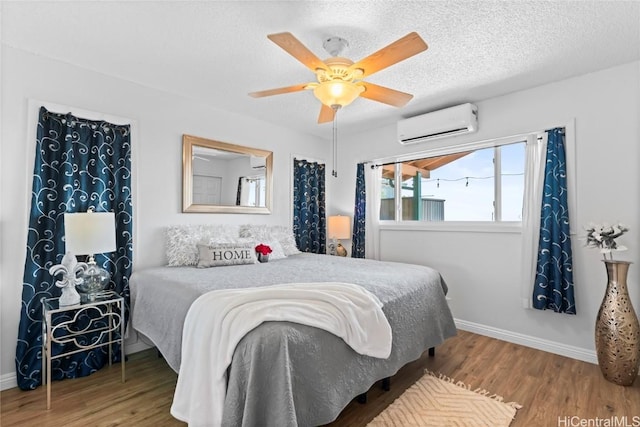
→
(367, 371, 522, 427)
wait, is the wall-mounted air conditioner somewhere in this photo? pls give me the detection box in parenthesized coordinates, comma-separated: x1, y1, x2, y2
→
(397, 103, 478, 145)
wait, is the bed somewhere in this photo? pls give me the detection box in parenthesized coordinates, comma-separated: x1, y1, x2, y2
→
(130, 225, 456, 426)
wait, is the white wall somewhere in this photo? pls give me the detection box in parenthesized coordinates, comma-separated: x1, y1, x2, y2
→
(2, 46, 637, 391)
(332, 61, 640, 362)
(0, 46, 329, 388)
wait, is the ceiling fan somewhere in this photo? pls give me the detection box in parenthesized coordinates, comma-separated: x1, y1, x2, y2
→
(249, 32, 428, 124)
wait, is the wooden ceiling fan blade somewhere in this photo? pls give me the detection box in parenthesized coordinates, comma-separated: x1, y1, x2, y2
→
(349, 32, 428, 78)
(249, 83, 309, 98)
(359, 82, 413, 107)
(267, 32, 328, 72)
(318, 104, 335, 123)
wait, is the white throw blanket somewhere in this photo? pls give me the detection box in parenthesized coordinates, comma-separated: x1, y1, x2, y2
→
(170, 282, 393, 427)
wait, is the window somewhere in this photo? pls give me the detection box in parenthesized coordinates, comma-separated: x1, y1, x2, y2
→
(379, 140, 525, 222)
(247, 175, 266, 207)
(239, 175, 266, 207)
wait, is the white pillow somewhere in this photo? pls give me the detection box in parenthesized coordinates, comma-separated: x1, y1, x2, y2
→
(239, 224, 301, 256)
(196, 243, 258, 268)
(277, 231, 301, 256)
(239, 224, 270, 240)
(166, 224, 240, 266)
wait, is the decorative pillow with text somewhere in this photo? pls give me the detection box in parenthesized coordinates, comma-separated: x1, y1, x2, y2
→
(196, 243, 258, 268)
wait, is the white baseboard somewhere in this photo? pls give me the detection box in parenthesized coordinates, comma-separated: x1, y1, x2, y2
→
(1, 372, 17, 391)
(454, 318, 598, 365)
(0, 340, 153, 392)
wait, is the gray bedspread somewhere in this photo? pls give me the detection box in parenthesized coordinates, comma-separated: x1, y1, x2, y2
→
(130, 253, 456, 427)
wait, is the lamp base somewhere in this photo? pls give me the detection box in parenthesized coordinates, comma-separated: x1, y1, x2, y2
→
(78, 262, 111, 302)
(328, 240, 348, 257)
(335, 243, 347, 257)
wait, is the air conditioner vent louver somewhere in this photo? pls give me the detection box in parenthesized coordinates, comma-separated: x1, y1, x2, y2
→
(398, 103, 478, 145)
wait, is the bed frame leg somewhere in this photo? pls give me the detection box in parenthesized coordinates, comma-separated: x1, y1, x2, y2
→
(382, 377, 390, 391)
(428, 347, 435, 357)
(357, 392, 367, 404)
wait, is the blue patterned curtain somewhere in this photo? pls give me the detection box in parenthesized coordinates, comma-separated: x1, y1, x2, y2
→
(293, 159, 326, 254)
(15, 107, 133, 390)
(532, 127, 575, 314)
(351, 163, 366, 258)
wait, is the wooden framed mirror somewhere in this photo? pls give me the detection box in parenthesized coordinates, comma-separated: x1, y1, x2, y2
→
(182, 134, 273, 214)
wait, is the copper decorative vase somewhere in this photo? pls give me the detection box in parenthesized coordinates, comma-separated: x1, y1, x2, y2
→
(595, 260, 639, 386)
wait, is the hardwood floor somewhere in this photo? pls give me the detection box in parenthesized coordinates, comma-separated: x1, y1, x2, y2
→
(2, 330, 639, 426)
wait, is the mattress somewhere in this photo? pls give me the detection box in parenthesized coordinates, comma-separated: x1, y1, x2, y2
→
(130, 253, 456, 426)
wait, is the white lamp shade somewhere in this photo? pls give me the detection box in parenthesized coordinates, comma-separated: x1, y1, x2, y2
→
(328, 215, 351, 240)
(64, 212, 116, 255)
(313, 81, 364, 107)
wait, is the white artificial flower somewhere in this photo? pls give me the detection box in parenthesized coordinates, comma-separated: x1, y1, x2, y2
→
(584, 221, 629, 260)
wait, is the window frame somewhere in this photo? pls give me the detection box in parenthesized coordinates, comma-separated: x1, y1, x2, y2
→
(374, 123, 576, 234)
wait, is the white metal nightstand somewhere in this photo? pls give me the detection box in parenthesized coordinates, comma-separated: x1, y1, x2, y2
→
(41, 291, 125, 409)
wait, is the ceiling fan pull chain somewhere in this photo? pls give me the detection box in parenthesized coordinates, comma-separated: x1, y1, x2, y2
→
(332, 105, 339, 178)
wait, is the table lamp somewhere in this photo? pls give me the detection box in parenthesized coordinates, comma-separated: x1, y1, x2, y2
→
(327, 215, 350, 257)
(64, 209, 116, 302)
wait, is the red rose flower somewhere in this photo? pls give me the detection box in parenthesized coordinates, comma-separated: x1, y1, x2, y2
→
(255, 244, 272, 255)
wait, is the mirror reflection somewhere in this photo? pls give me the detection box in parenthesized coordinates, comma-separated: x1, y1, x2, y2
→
(183, 135, 272, 214)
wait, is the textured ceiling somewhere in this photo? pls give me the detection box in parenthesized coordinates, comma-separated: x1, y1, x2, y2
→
(2, 1, 639, 139)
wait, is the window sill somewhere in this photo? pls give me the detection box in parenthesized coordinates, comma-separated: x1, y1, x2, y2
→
(378, 221, 522, 234)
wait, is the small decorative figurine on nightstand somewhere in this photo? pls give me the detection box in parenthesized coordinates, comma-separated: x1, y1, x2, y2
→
(49, 251, 88, 306)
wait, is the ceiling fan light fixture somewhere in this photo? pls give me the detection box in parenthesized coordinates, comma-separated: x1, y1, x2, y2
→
(313, 80, 364, 108)
(250, 32, 428, 122)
